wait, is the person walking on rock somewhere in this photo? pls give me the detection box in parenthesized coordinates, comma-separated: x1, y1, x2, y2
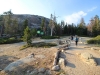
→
(75, 35, 79, 46)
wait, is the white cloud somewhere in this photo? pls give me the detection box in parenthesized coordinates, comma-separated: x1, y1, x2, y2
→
(64, 11, 87, 24)
(88, 6, 97, 12)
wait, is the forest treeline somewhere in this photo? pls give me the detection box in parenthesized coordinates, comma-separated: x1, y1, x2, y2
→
(0, 10, 100, 37)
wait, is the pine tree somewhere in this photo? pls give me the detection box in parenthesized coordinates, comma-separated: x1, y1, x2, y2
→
(3, 10, 13, 34)
(23, 26, 32, 46)
(23, 19, 28, 31)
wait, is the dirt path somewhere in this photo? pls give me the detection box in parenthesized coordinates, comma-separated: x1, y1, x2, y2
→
(62, 41, 100, 75)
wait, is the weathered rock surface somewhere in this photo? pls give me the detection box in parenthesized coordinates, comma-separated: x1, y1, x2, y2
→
(81, 52, 93, 60)
(4, 56, 36, 71)
(80, 52, 97, 66)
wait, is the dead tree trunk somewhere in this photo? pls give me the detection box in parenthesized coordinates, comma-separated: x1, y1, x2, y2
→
(53, 50, 61, 66)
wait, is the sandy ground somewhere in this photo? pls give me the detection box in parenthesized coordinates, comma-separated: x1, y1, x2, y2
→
(0, 37, 100, 75)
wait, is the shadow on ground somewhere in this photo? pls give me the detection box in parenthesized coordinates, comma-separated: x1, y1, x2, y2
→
(66, 61, 76, 68)
(94, 57, 100, 66)
(59, 52, 76, 68)
(69, 46, 84, 50)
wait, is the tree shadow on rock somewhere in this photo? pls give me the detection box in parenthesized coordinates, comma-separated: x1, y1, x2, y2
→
(0, 55, 19, 70)
(5, 63, 36, 75)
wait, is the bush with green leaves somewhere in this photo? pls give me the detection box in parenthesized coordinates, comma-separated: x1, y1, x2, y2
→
(41, 36, 60, 39)
(0, 37, 22, 44)
(32, 42, 57, 48)
(87, 35, 100, 44)
(20, 42, 57, 50)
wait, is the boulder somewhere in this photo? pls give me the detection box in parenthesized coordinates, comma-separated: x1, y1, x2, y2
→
(59, 58, 65, 66)
(4, 57, 36, 71)
(81, 52, 93, 60)
(80, 52, 97, 66)
(59, 58, 66, 69)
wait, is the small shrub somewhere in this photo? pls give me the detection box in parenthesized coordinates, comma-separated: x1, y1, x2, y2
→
(41, 36, 60, 39)
(87, 35, 100, 44)
(20, 45, 29, 50)
(0, 37, 22, 44)
(32, 42, 57, 48)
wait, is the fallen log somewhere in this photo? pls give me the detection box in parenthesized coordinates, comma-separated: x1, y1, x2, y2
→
(53, 50, 61, 66)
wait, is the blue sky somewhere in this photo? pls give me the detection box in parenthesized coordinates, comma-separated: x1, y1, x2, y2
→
(0, 0, 100, 24)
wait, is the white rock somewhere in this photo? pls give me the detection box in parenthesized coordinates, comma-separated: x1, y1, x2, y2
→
(52, 65, 60, 71)
(59, 58, 65, 65)
(61, 49, 64, 52)
(27, 53, 34, 58)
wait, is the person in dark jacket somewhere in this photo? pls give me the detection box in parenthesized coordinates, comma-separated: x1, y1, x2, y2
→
(75, 35, 79, 46)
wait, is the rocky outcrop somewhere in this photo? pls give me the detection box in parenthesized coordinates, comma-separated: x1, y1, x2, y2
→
(77, 52, 97, 66)
(12, 14, 50, 29)
(4, 53, 35, 71)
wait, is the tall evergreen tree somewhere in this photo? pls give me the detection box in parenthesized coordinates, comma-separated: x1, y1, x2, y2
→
(41, 18, 46, 35)
(0, 15, 4, 37)
(23, 26, 32, 46)
(3, 10, 13, 35)
(23, 19, 28, 31)
(77, 18, 87, 36)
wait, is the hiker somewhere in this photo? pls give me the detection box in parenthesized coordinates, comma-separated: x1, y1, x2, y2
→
(75, 35, 79, 46)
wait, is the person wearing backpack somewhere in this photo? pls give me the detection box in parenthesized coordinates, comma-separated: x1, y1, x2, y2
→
(75, 35, 79, 46)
